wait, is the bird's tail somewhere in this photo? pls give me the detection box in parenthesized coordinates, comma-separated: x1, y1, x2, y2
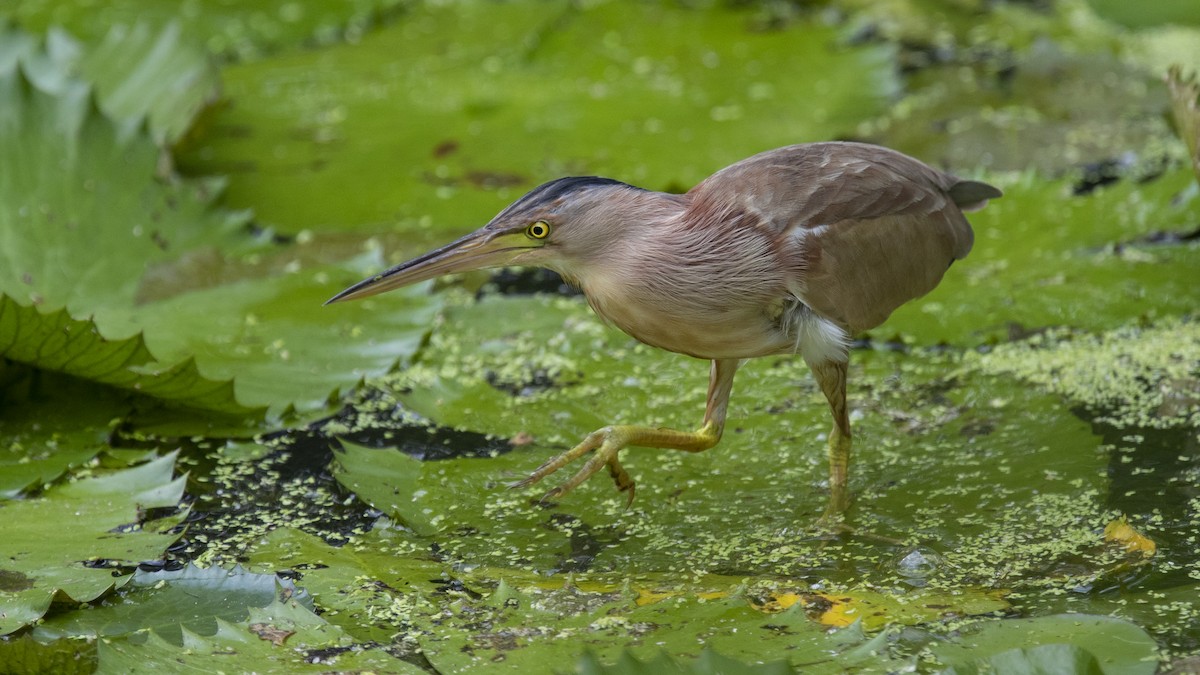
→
(949, 180, 1003, 212)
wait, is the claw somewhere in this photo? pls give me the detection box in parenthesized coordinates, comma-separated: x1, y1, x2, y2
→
(507, 429, 607, 491)
(607, 457, 636, 508)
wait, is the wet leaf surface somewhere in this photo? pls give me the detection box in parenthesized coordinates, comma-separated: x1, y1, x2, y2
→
(933, 614, 1159, 675)
(33, 564, 312, 644)
(0, 453, 186, 635)
(0, 33, 442, 421)
(175, 0, 900, 236)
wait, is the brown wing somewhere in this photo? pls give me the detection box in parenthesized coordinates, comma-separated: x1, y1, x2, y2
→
(686, 142, 999, 333)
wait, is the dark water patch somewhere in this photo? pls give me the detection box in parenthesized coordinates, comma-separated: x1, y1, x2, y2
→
(328, 390, 514, 460)
(1088, 413, 1200, 588)
(1114, 225, 1200, 249)
(485, 367, 577, 398)
(165, 434, 377, 565)
(153, 394, 516, 565)
(479, 268, 581, 297)
(1072, 153, 1168, 195)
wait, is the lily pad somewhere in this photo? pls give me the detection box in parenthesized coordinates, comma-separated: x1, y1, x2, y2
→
(4, 0, 407, 62)
(330, 293, 1115, 584)
(1084, 0, 1200, 29)
(332, 439, 441, 535)
(0, 376, 128, 498)
(0, 635, 97, 675)
(868, 39, 1175, 175)
(932, 614, 1159, 675)
(0, 452, 185, 635)
(881, 169, 1199, 345)
(0, 296, 254, 415)
(970, 319, 1200, 429)
(77, 22, 220, 145)
(34, 564, 312, 645)
(579, 650, 795, 675)
(4, 21, 220, 146)
(95, 598, 420, 674)
(242, 528, 920, 673)
(0, 37, 442, 420)
(177, 0, 899, 236)
(242, 526, 449, 644)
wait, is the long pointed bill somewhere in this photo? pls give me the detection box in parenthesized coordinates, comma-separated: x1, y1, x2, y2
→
(325, 229, 529, 304)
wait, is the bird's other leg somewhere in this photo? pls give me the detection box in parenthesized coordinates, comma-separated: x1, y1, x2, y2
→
(510, 358, 741, 505)
(810, 358, 852, 521)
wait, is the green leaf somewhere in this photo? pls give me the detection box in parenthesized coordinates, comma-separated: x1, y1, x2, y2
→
(0, 34, 441, 419)
(331, 439, 439, 535)
(873, 41, 1174, 174)
(339, 294, 1117, 582)
(8, 0, 408, 62)
(943, 644, 1103, 675)
(94, 598, 424, 674)
(580, 649, 796, 675)
(242, 527, 446, 644)
(34, 564, 313, 645)
(969, 318, 1200, 429)
(178, 0, 899, 236)
(0, 296, 254, 415)
(932, 615, 1159, 675)
(104, 255, 441, 416)
(0, 634, 98, 675)
(882, 168, 1199, 345)
(0, 452, 185, 635)
(0, 376, 126, 498)
(0, 57, 261, 413)
(415, 589, 909, 673)
(77, 22, 220, 145)
(1084, 0, 1200, 29)
(6, 21, 220, 146)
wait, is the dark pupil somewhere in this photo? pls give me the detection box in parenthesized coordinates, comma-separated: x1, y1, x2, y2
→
(533, 224, 545, 236)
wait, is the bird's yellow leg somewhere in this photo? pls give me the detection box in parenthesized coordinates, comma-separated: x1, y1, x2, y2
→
(810, 359, 852, 524)
(511, 359, 740, 504)
(825, 424, 852, 517)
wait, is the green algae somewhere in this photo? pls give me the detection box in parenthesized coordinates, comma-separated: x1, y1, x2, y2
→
(335, 292, 1130, 586)
(971, 319, 1200, 429)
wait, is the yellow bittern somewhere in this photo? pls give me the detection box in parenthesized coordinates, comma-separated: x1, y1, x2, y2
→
(328, 142, 1000, 517)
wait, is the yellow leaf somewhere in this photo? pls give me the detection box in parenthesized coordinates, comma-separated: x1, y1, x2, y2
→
(810, 589, 1009, 631)
(634, 588, 729, 606)
(634, 589, 674, 606)
(1104, 518, 1156, 556)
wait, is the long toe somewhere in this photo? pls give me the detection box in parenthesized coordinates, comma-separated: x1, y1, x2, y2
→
(540, 440, 621, 501)
(508, 430, 606, 490)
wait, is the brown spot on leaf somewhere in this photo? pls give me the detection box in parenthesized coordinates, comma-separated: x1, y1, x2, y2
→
(0, 569, 34, 592)
(466, 170, 525, 189)
(249, 622, 294, 646)
(433, 140, 459, 158)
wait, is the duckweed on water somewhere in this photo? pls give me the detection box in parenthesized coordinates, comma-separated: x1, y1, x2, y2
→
(970, 319, 1200, 429)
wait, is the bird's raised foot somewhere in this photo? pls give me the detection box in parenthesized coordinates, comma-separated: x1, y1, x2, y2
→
(508, 422, 721, 505)
(508, 426, 637, 505)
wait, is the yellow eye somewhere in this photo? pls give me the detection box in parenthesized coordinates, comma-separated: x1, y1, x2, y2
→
(527, 221, 551, 239)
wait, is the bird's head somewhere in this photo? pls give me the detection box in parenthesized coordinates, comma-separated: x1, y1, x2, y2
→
(326, 176, 649, 304)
